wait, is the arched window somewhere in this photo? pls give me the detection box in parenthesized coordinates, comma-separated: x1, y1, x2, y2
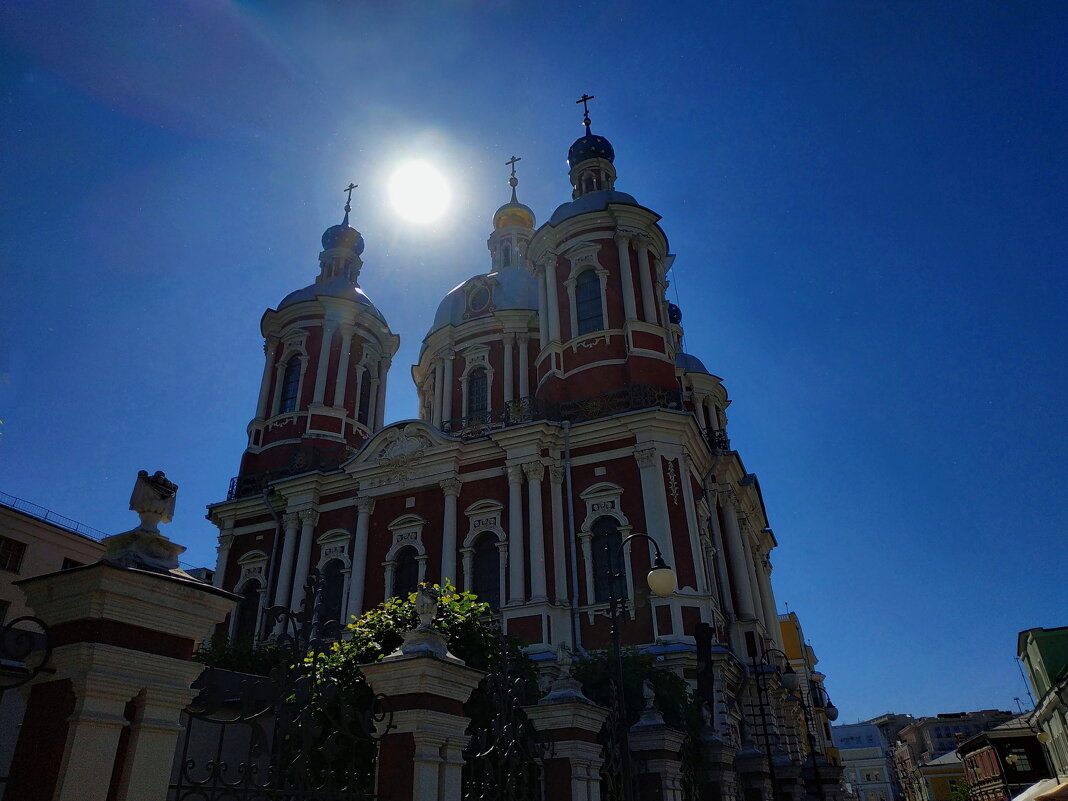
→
(234, 583, 261, 642)
(591, 516, 624, 603)
(358, 368, 373, 424)
(501, 242, 512, 268)
(468, 367, 488, 419)
(393, 546, 419, 598)
(472, 532, 500, 611)
(279, 357, 301, 413)
(319, 559, 345, 625)
(576, 270, 604, 335)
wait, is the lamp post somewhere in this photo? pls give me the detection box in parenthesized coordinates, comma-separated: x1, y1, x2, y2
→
(751, 647, 801, 801)
(602, 532, 677, 801)
(792, 682, 839, 801)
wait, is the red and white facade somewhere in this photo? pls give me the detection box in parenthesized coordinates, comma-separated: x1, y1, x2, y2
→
(207, 125, 788, 684)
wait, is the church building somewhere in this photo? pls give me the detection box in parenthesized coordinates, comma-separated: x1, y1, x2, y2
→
(206, 104, 787, 689)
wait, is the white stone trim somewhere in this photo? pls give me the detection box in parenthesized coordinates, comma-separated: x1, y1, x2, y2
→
(316, 528, 351, 569)
(383, 513, 428, 597)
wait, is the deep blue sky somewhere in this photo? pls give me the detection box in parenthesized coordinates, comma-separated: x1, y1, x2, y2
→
(1, 1, 1065, 722)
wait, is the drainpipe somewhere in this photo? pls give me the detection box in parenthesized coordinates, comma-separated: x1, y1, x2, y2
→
(701, 451, 732, 630)
(563, 420, 584, 655)
(261, 488, 283, 632)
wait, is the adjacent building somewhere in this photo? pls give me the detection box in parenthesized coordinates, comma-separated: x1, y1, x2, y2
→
(893, 711, 1016, 801)
(957, 716, 1053, 801)
(1018, 626, 1068, 779)
(834, 713, 915, 801)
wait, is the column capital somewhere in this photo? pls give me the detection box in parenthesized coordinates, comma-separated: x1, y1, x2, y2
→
(283, 512, 300, 528)
(614, 229, 632, 246)
(217, 533, 234, 551)
(440, 478, 461, 497)
(515, 331, 529, 345)
(632, 231, 652, 248)
(522, 461, 545, 482)
(506, 464, 525, 484)
(634, 447, 658, 469)
(549, 464, 565, 485)
(355, 496, 376, 515)
(298, 509, 320, 527)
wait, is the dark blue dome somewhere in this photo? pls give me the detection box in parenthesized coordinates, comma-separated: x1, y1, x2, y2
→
(321, 223, 365, 255)
(668, 303, 682, 325)
(568, 133, 615, 167)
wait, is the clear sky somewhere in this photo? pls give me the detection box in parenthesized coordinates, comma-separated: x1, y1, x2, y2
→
(1, 1, 1065, 722)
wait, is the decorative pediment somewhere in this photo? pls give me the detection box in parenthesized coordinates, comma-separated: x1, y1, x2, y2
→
(346, 421, 454, 490)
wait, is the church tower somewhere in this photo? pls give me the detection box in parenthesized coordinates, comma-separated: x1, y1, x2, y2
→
(234, 190, 400, 498)
(526, 97, 679, 406)
(414, 161, 540, 432)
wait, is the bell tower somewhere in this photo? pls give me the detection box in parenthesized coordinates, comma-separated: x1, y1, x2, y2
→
(234, 188, 400, 496)
(527, 96, 679, 406)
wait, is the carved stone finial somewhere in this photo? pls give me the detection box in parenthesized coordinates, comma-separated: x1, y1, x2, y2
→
(385, 586, 463, 663)
(538, 642, 593, 705)
(632, 678, 666, 728)
(100, 470, 187, 575)
(129, 470, 177, 533)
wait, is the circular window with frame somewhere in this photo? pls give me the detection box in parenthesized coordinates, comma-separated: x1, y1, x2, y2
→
(467, 285, 491, 313)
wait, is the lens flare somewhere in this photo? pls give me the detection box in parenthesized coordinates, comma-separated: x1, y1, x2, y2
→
(389, 161, 451, 223)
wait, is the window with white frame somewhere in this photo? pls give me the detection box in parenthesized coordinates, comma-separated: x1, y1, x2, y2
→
(279, 356, 302, 413)
(393, 546, 419, 597)
(575, 270, 604, 334)
(591, 516, 625, 602)
(471, 532, 501, 610)
(468, 367, 488, 418)
(320, 559, 346, 623)
(234, 581, 263, 642)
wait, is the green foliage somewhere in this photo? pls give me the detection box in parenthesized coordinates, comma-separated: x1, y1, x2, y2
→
(194, 632, 294, 676)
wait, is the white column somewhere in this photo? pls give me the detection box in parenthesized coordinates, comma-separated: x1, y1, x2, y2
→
(615, 232, 638, 322)
(441, 351, 454, 422)
(461, 548, 474, 592)
(634, 447, 677, 577)
(332, 325, 354, 407)
(706, 397, 720, 431)
(440, 479, 460, 586)
(374, 358, 389, 430)
(719, 497, 757, 620)
(544, 255, 561, 342)
(273, 513, 300, 610)
(289, 509, 319, 613)
(537, 268, 549, 350)
(678, 459, 707, 594)
(507, 464, 526, 604)
(517, 333, 530, 398)
(524, 461, 547, 601)
(708, 502, 735, 617)
(255, 336, 278, 418)
(347, 497, 373, 618)
(502, 334, 514, 403)
(692, 393, 708, 433)
(312, 321, 337, 404)
(212, 530, 233, 589)
(269, 362, 286, 416)
(549, 465, 568, 602)
(744, 534, 768, 630)
(432, 358, 444, 427)
(636, 238, 657, 324)
(757, 551, 784, 651)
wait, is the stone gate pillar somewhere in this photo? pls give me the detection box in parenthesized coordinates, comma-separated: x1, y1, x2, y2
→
(361, 589, 484, 801)
(523, 650, 610, 801)
(2, 471, 236, 801)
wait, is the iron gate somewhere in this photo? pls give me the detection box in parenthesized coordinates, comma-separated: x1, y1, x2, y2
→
(170, 573, 391, 800)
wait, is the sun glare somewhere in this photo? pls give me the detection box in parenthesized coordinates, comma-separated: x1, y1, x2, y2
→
(389, 161, 451, 223)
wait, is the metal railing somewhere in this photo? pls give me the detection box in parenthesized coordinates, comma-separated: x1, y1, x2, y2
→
(0, 490, 105, 541)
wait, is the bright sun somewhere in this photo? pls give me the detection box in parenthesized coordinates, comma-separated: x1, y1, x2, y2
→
(389, 161, 451, 223)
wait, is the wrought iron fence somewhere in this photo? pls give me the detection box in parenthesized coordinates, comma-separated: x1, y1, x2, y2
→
(171, 573, 391, 800)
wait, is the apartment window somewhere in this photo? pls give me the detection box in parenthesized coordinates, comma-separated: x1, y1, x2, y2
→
(0, 536, 27, 574)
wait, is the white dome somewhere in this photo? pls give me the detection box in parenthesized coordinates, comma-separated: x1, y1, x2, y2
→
(425, 268, 538, 340)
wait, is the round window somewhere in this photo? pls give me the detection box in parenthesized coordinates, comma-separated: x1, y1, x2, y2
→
(468, 285, 490, 312)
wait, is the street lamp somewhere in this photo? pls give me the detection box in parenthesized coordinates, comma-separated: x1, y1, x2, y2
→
(751, 647, 801, 801)
(602, 532, 676, 801)
(792, 682, 839, 801)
